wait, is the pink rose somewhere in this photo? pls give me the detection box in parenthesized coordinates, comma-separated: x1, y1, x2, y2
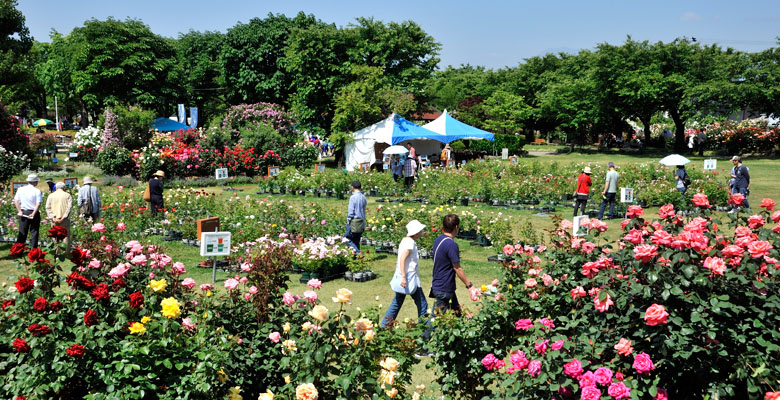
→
(239, 277, 248, 284)
(534, 339, 549, 356)
(772, 211, 780, 223)
(91, 223, 106, 232)
(748, 215, 766, 229)
(581, 385, 601, 400)
(589, 218, 608, 232)
(570, 286, 587, 300)
(748, 240, 773, 258)
(614, 338, 633, 356)
(130, 254, 147, 266)
(582, 241, 596, 254)
(594, 367, 613, 386)
(563, 358, 583, 378)
(244, 293, 251, 301)
(181, 278, 196, 289)
(107, 264, 130, 278)
(249, 286, 258, 294)
(560, 219, 573, 230)
(88, 258, 101, 269)
(644, 304, 669, 326)
(578, 371, 597, 388)
(692, 193, 711, 208)
(703, 256, 726, 275)
(224, 278, 239, 291)
(282, 291, 295, 306)
(538, 317, 555, 330)
(654, 388, 669, 400)
(527, 360, 541, 377)
(514, 319, 533, 330)
(307, 278, 322, 289)
(626, 205, 644, 218)
(269, 331, 280, 343)
(594, 292, 614, 312)
(182, 317, 196, 331)
(171, 262, 186, 275)
(481, 353, 501, 371)
(503, 244, 514, 256)
(607, 382, 631, 399)
(760, 198, 777, 211)
(551, 340, 564, 350)
(509, 351, 529, 370)
(729, 193, 746, 206)
(633, 244, 658, 263)
(200, 283, 214, 292)
(658, 204, 675, 219)
(524, 278, 537, 288)
(116, 222, 126, 231)
(633, 352, 655, 374)
(303, 290, 318, 303)
(105, 244, 113, 252)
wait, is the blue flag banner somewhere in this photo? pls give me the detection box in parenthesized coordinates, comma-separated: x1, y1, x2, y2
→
(190, 107, 198, 129)
(178, 104, 185, 124)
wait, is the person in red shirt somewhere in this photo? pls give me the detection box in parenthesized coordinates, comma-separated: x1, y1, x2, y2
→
(573, 166, 592, 217)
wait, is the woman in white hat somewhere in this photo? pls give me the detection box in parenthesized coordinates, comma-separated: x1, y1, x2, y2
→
(380, 219, 429, 328)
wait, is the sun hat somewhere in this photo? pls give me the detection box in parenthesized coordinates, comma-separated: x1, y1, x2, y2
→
(583, 166, 592, 174)
(83, 176, 94, 184)
(55, 182, 65, 190)
(26, 173, 39, 182)
(154, 170, 165, 178)
(406, 220, 426, 237)
(607, 162, 615, 168)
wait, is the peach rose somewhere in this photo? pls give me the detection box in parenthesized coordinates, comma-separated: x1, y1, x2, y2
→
(364, 329, 375, 341)
(308, 305, 329, 322)
(332, 288, 353, 303)
(748, 240, 773, 258)
(380, 357, 400, 372)
(385, 388, 398, 398)
(295, 383, 318, 400)
(614, 338, 633, 356)
(644, 304, 669, 326)
(258, 390, 274, 400)
(355, 318, 373, 332)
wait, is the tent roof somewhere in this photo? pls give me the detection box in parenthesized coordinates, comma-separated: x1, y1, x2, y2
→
(353, 113, 446, 145)
(152, 117, 191, 132)
(423, 110, 494, 142)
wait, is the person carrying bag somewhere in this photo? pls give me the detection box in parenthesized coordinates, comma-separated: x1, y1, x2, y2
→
(380, 220, 429, 328)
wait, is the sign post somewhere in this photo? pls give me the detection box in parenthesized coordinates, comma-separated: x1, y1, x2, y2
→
(703, 159, 717, 170)
(501, 148, 509, 160)
(620, 188, 634, 203)
(62, 177, 78, 189)
(200, 231, 231, 283)
(572, 215, 589, 237)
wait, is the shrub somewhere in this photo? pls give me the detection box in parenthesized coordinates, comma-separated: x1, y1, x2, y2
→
(96, 146, 136, 176)
(103, 104, 155, 150)
(72, 126, 102, 161)
(280, 142, 318, 170)
(0, 144, 30, 184)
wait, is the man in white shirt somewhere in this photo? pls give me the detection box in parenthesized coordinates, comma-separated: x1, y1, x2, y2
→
(13, 174, 43, 249)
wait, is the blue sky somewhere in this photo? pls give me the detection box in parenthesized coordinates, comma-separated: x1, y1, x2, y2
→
(18, 0, 779, 69)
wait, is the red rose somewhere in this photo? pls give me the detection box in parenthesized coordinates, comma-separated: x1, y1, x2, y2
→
(90, 283, 110, 301)
(14, 277, 35, 294)
(33, 297, 48, 312)
(760, 198, 777, 211)
(70, 247, 90, 267)
(2, 299, 15, 310)
(47, 225, 68, 241)
(644, 304, 669, 326)
(27, 248, 47, 264)
(9, 243, 27, 258)
(66, 343, 86, 358)
(66, 272, 96, 291)
(12, 338, 30, 353)
(112, 278, 126, 290)
(84, 309, 98, 327)
(50, 300, 63, 312)
(129, 291, 144, 309)
(27, 323, 51, 336)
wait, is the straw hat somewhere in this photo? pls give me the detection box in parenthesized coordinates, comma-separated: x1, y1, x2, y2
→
(154, 170, 165, 178)
(406, 220, 426, 237)
(26, 174, 39, 182)
(83, 176, 94, 184)
(583, 166, 592, 174)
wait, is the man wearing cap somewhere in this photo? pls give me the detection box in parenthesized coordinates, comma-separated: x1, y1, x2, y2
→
(13, 174, 43, 248)
(46, 182, 73, 251)
(380, 219, 429, 328)
(45, 177, 55, 193)
(77, 176, 102, 221)
(598, 162, 619, 219)
(573, 167, 593, 217)
(345, 180, 367, 250)
(729, 156, 750, 212)
(149, 170, 165, 215)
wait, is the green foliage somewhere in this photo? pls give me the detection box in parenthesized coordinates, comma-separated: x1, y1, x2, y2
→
(482, 90, 532, 135)
(106, 104, 155, 150)
(96, 146, 136, 176)
(175, 30, 226, 125)
(280, 143, 318, 170)
(0, 0, 33, 86)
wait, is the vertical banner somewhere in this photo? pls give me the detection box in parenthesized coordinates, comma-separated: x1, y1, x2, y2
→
(178, 104, 185, 124)
(190, 107, 198, 129)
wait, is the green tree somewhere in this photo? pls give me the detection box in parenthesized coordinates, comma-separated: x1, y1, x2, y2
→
(176, 30, 226, 126)
(0, 41, 47, 116)
(0, 0, 33, 86)
(482, 90, 531, 135)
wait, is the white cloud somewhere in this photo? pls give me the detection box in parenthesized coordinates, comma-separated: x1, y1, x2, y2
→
(680, 11, 701, 21)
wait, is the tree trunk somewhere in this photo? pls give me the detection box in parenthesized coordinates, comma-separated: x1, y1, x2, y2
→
(668, 108, 686, 153)
(639, 115, 652, 142)
(334, 148, 344, 169)
(79, 100, 90, 128)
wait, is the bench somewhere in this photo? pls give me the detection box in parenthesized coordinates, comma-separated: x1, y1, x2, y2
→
(531, 139, 546, 145)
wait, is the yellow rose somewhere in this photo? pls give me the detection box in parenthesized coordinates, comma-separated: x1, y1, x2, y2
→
(217, 368, 228, 383)
(332, 288, 353, 303)
(385, 388, 398, 398)
(380, 357, 400, 372)
(141, 316, 151, 324)
(148, 278, 167, 293)
(129, 322, 146, 335)
(295, 383, 318, 400)
(308, 305, 329, 322)
(379, 369, 397, 385)
(355, 318, 373, 332)
(283, 322, 291, 333)
(480, 285, 488, 293)
(353, 337, 359, 346)
(282, 339, 296, 352)
(258, 390, 274, 400)
(160, 297, 181, 319)
(284, 375, 291, 385)
(508, 284, 513, 290)
(301, 321, 312, 331)
(227, 386, 242, 400)
(206, 290, 212, 297)
(364, 329, 375, 341)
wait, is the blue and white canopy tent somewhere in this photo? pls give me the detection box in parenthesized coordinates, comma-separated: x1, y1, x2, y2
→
(344, 114, 446, 171)
(422, 109, 495, 142)
(151, 117, 191, 132)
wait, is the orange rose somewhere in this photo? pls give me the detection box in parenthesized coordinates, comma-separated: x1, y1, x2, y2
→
(308, 305, 329, 322)
(614, 338, 633, 356)
(296, 383, 318, 400)
(332, 288, 353, 303)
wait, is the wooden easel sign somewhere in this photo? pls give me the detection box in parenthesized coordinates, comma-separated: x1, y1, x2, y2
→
(268, 166, 280, 177)
(62, 177, 78, 189)
(314, 164, 326, 173)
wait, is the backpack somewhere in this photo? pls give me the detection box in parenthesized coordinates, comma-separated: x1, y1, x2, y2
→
(683, 172, 692, 187)
(80, 186, 94, 216)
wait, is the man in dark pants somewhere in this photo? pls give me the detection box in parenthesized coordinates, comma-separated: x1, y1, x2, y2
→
(149, 170, 165, 215)
(345, 180, 367, 250)
(598, 162, 619, 219)
(729, 156, 751, 212)
(697, 128, 707, 156)
(13, 174, 43, 249)
(429, 214, 477, 315)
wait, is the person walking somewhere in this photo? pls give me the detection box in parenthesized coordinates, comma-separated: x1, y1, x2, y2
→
(13, 174, 43, 249)
(380, 220, 429, 328)
(697, 128, 707, 156)
(45, 182, 73, 252)
(687, 132, 696, 155)
(598, 162, 619, 219)
(573, 167, 592, 217)
(149, 170, 165, 215)
(77, 176, 101, 221)
(403, 156, 417, 189)
(391, 156, 403, 182)
(675, 165, 690, 208)
(729, 156, 750, 212)
(345, 180, 367, 250)
(429, 214, 478, 315)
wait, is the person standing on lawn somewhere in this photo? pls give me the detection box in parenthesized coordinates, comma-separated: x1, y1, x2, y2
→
(345, 180, 367, 250)
(729, 156, 750, 212)
(403, 156, 417, 189)
(429, 214, 479, 315)
(77, 176, 101, 221)
(380, 220, 429, 328)
(598, 162, 619, 219)
(45, 182, 73, 252)
(13, 174, 43, 249)
(697, 128, 707, 156)
(573, 167, 592, 217)
(149, 170, 165, 215)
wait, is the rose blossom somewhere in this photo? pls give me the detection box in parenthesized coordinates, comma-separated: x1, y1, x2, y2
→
(748, 240, 773, 258)
(581, 385, 601, 400)
(116, 222, 126, 231)
(614, 338, 633, 356)
(527, 360, 541, 377)
(633, 352, 655, 374)
(658, 204, 675, 219)
(514, 318, 533, 330)
(282, 291, 295, 305)
(91, 223, 106, 232)
(268, 331, 281, 343)
(692, 193, 711, 208)
(307, 278, 322, 289)
(633, 244, 658, 263)
(703, 256, 727, 275)
(570, 286, 587, 300)
(178, 278, 195, 289)
(748, 215, 766, 229)
(626, 205, 644, 218)
(524, 278, 537, 288)
(772, 211, 780, 223)
(503, 244, 515, 256)
(644, 304, 669, 326)
(608, 382, 631, 399)
(760, 198, 777, 211)
(594, 292, 614, 312)
(729, 193, 746, 206)
(303, 290, 318, 303)
(130, 254, 147, 266)
(594, 367, 613, 386)
(107, 264, 130, 278)
(534, 339, 549, 355)
(200, 283, 214, 292)
(224, 278, 239, 291)
(249, 286, 258, 294)
(551, 340, 564, 350)
(171, 262, 186, 275)
(563, 358, 583, 378)
(655, 388, 669, 400)
(182, 317, 196, 330)
(578, 371, 597, 388)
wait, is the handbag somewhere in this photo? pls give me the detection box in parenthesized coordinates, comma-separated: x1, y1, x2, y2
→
(389, 268, 418, 294)
(349, 217, 364, 234)
(143, 184, 151, 202)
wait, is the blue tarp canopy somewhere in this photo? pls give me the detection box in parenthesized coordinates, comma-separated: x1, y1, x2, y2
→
(389, 114, 444, 144)
(422, 110, 495, 142)
(151, 117, 191, 132)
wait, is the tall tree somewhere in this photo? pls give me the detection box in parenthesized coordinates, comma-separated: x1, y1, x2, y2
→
(0, 0, 33, 86)
(176, 30, 226, 124)
(482, 90, 531, 135)
(0, 41, 47, 116)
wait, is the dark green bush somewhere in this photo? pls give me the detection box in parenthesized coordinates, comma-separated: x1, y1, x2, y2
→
(96, 146, 136, 176)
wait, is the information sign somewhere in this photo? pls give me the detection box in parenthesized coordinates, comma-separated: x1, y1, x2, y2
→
(501, 148, 509, 159)
(11, 182, 27, 195)
(268, 166, 280, 177)
(215, 168, 228, 180)
(703, 159, 717, 170)
(572, 215, 589, 237)
(620, 188, 634, 203)
(62, 177, 78, 188)
(200, 231, 231, 256)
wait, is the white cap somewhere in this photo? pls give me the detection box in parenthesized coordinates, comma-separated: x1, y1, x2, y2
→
(55, 182, 66, 189)
(26, 174, 39, 182)
(406, 220, 426, 237)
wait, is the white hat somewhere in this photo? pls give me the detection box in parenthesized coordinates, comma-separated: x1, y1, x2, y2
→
(583, 166, 592, 174)
(83, 176, 94, 184)
(406, 220, 426, 237)
(26, 174, 39, 182)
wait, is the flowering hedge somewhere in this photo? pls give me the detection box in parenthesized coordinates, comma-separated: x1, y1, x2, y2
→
(706, 119, 780, 155)
(424, 196, 780, 399)
(72, 126, 103, 162)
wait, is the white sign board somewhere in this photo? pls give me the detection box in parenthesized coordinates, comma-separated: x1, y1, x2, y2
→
(501, 148, 509, 159)
(572, 215, 589, 237)
(703, 159, 717, 170)
(69, 152, 78, 158)
(215, 168, 228, 180)
(200, 232, 232, 256)
(620, 188, 634, 203)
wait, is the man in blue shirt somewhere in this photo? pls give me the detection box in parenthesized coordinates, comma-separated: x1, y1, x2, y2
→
(346, 180, 367, 250)
(729, 156, 751, 212)
(430, 214, 475, 315)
